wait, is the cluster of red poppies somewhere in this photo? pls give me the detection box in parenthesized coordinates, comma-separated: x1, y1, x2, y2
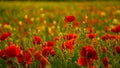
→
(0, 38, 55, 68)
(65, 16, 120, 68)
(0, 15, 120, 68)
(78, 45, 98, 68)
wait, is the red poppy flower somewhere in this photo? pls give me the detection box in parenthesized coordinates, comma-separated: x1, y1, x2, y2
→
(87, 34, 96, 39)
(62, 39, 75, 52)
(0, 50, 7, 59)
(17, 50, 32, 64)
(63, 33, 78, 40)
(32, 36, 42, 45)
(78, 57, 87, 66)
(78, 45, 98, 68)
(0, 32, 12, 41)
(46, 41, 55, 47)
(102, 57, 109, 68)
(101, 36, 107, 41)
(80, 45, 98, 61)
(64, 15, 76, 22)
(5, 45, 20, 58)
(34, 50, 42, 62)
(111, 25, 120, 33)
(106, 34, 115, 40)
(42, 46, 55, 57)
(16, 54, 25, 64)
(34, 50, 47, 68)
(115, 25, 120, 32)
(23, 50, 32, 64)
(62, 42, 73, 52)
(115, 46, 120, 53)
(102, 46, 107, 53)
(111, 27, 117, 33)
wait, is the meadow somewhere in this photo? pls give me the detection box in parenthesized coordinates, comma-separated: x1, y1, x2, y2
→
(0, 1, 120, 68)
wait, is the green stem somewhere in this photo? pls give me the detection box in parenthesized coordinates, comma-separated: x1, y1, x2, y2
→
(15, 58, 21, 68)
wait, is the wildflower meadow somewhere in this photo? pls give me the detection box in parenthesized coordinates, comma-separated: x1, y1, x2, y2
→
(0, 1, 120, 68)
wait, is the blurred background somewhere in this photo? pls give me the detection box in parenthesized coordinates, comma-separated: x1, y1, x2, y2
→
(0, 0, 119, 1)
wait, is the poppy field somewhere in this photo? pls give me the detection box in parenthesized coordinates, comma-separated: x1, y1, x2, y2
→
(0, 1, 120, 68)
